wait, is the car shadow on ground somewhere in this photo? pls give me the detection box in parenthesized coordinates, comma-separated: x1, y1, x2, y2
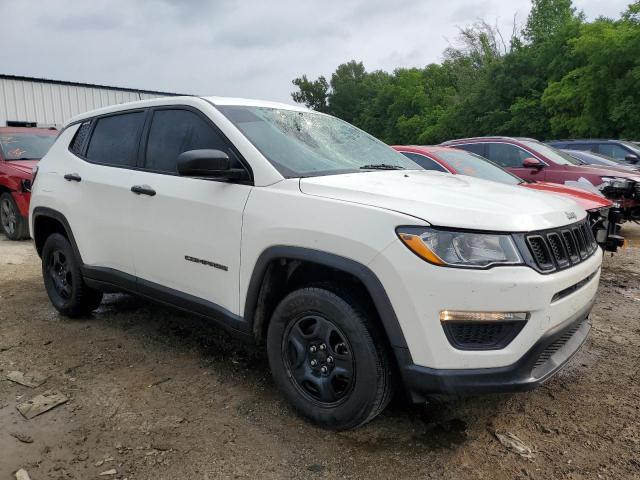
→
(85, 292, 514, 453)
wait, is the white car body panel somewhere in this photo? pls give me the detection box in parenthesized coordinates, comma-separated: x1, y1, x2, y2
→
(300, 170, 586, 231)
(29, 95, 602, 381)
(125, 169, 252, 313)
(32, 124, 137, 274)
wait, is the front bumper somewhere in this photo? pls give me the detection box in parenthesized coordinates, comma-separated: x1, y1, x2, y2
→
(370, 238, 602, 370)
(397, 297, 593, 400)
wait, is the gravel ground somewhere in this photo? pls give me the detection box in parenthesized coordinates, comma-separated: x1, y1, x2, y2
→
(0, 226, 639, 480)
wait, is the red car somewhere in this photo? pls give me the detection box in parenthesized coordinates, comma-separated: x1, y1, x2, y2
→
(394, 145, 623, 251)
(440, 137, 640, 223)
(0, 127, 57, 240)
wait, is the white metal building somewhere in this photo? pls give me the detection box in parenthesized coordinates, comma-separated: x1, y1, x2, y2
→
(0, 74, 183, 128)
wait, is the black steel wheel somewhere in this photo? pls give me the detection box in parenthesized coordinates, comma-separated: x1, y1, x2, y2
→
(46, 248, 73, 300)
(282, 314, 355, 405)
(267, 286, 393, 430)
(42, 233, 103, 316)
(0, 193, 28, 240)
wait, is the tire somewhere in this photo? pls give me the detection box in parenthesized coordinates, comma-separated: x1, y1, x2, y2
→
(267, 287, 393, 430)
(42, 233, 103, 317)
(0, 192, 28, 240)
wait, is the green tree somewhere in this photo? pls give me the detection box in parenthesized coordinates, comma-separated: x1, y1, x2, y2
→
(291, 75, 329, 112)
(291, 0, 639, 144)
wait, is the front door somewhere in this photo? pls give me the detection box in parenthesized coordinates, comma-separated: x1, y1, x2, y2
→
(128, 107, 252, 316)
(485, 142, 546, 182)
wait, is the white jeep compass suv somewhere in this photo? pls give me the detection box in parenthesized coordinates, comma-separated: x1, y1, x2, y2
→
(29, 96, 601, 429)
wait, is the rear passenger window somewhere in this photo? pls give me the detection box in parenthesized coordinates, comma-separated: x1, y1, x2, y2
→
(400, 152, 448, 172)
(144, 109, 233, 173)
(86, 112, 145, 167)
(455, 143, 485, 156)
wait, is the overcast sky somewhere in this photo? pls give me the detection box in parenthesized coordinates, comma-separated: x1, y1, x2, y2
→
(0, 0, 631, 104)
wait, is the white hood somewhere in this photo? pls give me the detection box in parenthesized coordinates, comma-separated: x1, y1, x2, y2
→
(299, 170, 586, 232)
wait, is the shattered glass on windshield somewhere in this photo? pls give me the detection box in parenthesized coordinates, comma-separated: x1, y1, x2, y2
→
(218, 106, 419, 177)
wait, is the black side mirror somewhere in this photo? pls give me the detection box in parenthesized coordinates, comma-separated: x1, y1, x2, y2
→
(624, 154, 639, 164)
(177, 149, 248, 180)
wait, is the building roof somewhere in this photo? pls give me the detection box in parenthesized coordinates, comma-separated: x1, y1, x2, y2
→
(0, 73, 185, 96)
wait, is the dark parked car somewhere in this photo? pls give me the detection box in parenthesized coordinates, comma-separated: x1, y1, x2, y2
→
(440, 136, 640, 223)
(561, 149, 640, 172)
(547, 139, 640, 165)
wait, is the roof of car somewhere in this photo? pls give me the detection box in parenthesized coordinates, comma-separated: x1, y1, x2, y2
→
(393, 145, 451, 152)
(65, 95, 310, 126)
(441, 136, 538, 144)
(203, 96, 309, 111)
(548, 139, 622, 143)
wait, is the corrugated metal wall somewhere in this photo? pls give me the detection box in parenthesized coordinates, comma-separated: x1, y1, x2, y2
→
(0, 76, 177, 127)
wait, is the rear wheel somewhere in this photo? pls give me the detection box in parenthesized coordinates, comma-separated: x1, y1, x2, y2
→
(42, 233, 103, 317)
(267, 287, 393, 430)
(0, 193, 28, 240)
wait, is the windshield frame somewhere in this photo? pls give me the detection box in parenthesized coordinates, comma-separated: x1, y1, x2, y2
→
(216, 105, 422, 178)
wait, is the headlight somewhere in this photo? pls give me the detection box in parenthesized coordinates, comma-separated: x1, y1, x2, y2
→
(397, 227, 523, 268)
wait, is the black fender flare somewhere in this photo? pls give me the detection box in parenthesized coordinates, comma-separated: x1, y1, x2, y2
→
(31, 207, 83, 261)
(243, 246, 410, 354)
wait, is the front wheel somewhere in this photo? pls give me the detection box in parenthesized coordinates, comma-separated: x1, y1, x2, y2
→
(267, 287, 393, 430)
(0, 193, 28, 240)
(42, 233, 103, 317)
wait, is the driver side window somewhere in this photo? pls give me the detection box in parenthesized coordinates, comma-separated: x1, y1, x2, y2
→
(485, 143, 531, 168)
(596, 143, 628, 160)
(144, 109, 236, 173)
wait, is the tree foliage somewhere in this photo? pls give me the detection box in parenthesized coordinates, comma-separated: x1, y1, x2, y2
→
(291, 0, 640, 143)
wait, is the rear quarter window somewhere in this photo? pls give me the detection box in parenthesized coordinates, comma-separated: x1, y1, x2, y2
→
(69, 121, 92, 156)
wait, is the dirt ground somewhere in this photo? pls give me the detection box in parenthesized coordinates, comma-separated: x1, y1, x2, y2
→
(0, 227, 639, 480)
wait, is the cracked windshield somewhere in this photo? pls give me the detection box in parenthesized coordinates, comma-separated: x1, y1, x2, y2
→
(218, 105, 419, 177)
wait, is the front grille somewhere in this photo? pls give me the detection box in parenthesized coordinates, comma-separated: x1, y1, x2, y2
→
(443, 321, 525, 350)
(522, 219, 598, 273)
(533, 321, 584, 369)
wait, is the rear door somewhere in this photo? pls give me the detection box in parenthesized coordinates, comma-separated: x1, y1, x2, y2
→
(63, 111, 145, 278)
(484, 142, 546, 182)
(127, 106, 252, 314)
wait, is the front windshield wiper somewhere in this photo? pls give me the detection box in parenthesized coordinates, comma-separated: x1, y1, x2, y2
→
(359, 164, 405, 170)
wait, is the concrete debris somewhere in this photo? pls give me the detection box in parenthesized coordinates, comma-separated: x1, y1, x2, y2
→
(10, 432, 34, 443)
(17, 391, 69, 419)
(495, 432, 534, 459)
(14, 469, 31, 480)
(7, 371, 48, 388)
